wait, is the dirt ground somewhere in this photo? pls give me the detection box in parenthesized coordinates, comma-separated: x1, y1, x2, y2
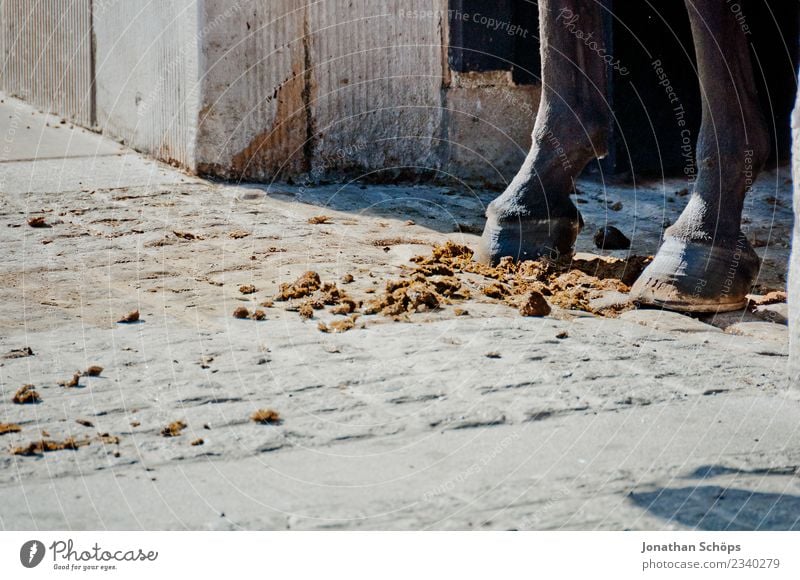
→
(0, 94, 798, 531)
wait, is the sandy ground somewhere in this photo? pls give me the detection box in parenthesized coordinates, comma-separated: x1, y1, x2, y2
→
(0, 94, 798, 531)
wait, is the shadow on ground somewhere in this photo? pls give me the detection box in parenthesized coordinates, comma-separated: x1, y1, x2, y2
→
(630, 486, 800, 530)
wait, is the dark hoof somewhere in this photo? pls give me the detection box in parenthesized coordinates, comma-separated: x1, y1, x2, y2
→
(630, 236, 760, 313)
(476, 211, 582, 265)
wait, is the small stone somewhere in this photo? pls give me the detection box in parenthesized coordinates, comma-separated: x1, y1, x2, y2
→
(609, 201, 623, 211)
(593, 226, 631, 250)
(27, 216, 50, 228)
(519, 291, 551, 317)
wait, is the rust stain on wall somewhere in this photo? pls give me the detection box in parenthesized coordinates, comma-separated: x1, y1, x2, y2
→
(218, 5, 317, 181)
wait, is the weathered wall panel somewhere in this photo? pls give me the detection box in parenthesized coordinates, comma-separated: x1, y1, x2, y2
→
(0, 0, 93, 126)
(196, 0, 538, 186)
(94, 0, 201, 168)
(197, 0, 307, 179)
(790, 80, 800, 387)
(306, 0, 447, 180)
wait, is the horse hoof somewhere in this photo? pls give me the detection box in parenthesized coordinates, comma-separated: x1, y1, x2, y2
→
(630, 236, 760, 313)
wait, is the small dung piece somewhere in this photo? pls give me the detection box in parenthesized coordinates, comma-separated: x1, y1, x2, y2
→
(482, 283, 508, 299)
(98, 433, 120, 445)
(556, 331, 569, 339)
(341, 273, 354, 284)
(308, 215, 331, 225)
(12, 384, 40, 404)
(485, 352, 502, 359)
(453, 308, 469, 317)
(117, 310, 140, 323)
(173, 230, 202, 240)
(76, 419, 94, 428)
(27, 216, 51, 228)
(190, 438, 204, 446)
(0, 423, 22, 435)
(251, 409, 281, 425)
(239, 284, 257, 295)
(60, 372, 81, 388)
(593, 226, 631, 250)
(85, 365, 103, 377)
(519, 291, 551, 317)
(161, 420, 187, 437)
(12, 437, 90, 456)
(2, 346, 34, 359)
(252, 309, 267, 321)
(228, 230, 250, 239)
(298, 301, 315, 319)
(748, 290, 787, 307)
(233, 306, 250, 319)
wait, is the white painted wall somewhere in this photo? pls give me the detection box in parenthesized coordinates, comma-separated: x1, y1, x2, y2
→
(94, 0, 202, 169)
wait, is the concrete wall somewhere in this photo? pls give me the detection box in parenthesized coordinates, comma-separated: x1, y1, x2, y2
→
(0, 0, 540, 186)
(790, 79, 800, 386)
(196, 0, 540, 186)
(93, 0, 201, 168)
(0, 0, 93, 126)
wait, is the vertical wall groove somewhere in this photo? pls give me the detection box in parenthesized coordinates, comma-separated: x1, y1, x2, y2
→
(0, 0, 94, 126)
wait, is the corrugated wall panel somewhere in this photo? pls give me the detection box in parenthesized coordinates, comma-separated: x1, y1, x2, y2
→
(93, 0, 200, 169)
(0, 0, 94, 126)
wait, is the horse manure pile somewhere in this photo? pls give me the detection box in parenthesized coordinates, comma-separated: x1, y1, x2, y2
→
(276, 271, 361, 325)
(396, 241, 651, 318)
(275, 242, 651, 330)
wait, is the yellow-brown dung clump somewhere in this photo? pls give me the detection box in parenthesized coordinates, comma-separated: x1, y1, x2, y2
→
(0, 423, 22, 435)
(318, 314, 360, 333)
(12, 437, 90, 456)
(251, 409, 281, 424)
(161, 420, 187, 437)
(12, 385, 40, 404)
(276, 271, 322, 300)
